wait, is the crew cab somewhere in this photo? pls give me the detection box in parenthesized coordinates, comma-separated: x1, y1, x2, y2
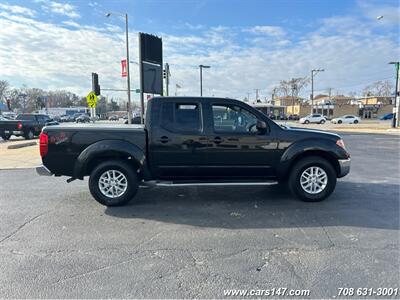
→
(0, 113, 53, 140)
(36, 97, 350, 206)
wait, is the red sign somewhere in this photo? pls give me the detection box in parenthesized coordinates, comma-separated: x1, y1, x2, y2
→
(121, 59, 127, 77)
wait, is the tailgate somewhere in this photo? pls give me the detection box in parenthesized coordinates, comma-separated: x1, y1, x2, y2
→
(0, 121, 20, 131)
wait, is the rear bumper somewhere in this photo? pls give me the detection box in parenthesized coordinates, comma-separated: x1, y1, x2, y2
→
(338, 158, 351, 178)
(4, 130, 23, 135)
(36, 165, 53, 176)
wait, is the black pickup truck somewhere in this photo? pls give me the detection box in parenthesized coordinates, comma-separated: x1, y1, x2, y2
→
(36, 97, 350, 206)
(0, 113, 53, 140)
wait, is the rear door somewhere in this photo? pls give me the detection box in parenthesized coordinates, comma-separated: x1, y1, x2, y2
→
(149, 100, 209, 179)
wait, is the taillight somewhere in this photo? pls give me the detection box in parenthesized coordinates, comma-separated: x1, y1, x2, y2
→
(39, 132, 48, 157)
(17, 121, 22, 130)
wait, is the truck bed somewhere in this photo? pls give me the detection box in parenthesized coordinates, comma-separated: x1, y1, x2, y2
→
(42, 124, 147, 176)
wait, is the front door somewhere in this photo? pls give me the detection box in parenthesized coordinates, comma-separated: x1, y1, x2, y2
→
(202, 103, 279, 178)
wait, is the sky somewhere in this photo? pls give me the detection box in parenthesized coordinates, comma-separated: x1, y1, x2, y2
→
(0, 0, 399, 103)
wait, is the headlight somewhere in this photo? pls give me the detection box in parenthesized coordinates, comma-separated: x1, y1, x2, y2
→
(336, 139, 346, 150)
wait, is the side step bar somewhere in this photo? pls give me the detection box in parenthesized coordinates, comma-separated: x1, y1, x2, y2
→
(140, 180, 278, 187)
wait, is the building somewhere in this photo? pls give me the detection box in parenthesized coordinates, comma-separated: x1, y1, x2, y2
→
(273, 96, 304, 107)
(251, 103, 285, 117)
(38, 106, 89, 117)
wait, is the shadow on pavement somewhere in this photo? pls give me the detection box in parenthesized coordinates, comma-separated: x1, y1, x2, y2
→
(105, 181, 399, 230)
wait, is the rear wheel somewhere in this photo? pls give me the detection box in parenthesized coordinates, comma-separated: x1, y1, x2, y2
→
(89, 160, 139, 206)
(353, 120, 359, 124)
(304, 120, 310, 124)
(1, 132, 11, 140)
(320, 119, 326, 124)
(337, 120, 342, 124)
(288, 156, 336, 202)
(24, 129, 34, 140)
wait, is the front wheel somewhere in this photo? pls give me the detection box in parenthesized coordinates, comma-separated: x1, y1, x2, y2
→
(89, 160, 139, 206)
(320, 119, 326, 124)
(354, 120, 359, 124)
(304, 120, 310, 124)
(288, 156, 337, 202)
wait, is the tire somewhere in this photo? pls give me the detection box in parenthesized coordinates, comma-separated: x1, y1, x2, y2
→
(288, 156, 337, 202)
(304, 120, 310, 124)
(320, 119, 326, 124)
(354, 120, 358, 124)
(89, 160, 139, 206)
(337, 120, 342, 124)
(25, 129, 34, 140)
(1, 133, 11, 140)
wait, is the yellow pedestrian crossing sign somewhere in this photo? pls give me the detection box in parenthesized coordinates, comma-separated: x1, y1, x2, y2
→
(86, 91, 97, 108)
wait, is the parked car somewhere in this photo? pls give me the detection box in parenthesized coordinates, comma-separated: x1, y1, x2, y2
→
(37, 96, 350, 206)
(0, 113, 54, 140)
(331, 115, 360, 124)
(1, 112, 16, 119)
(75, 115, 91, 123)
(60, 115, 74, 122)
(108, 115, 119, 121)
(299, 114, 327, 124)
(288, 114, 300, 121)
(0, 116, 8, 121)
(379, 113, 394, 120)
(124, 116, 142, 124)
(72, 113, 84, 121)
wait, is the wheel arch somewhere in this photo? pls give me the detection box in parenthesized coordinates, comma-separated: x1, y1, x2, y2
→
(278, 140, 341, 179)
(73, 140, 150, 179)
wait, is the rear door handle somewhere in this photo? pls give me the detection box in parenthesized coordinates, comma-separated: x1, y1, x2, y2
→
(213, 136, 223, 144)
(159, 136, 169, 144)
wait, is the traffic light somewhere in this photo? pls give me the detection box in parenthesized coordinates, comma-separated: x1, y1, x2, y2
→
(6, 99, 11, 110)
(92, 72, 100, 96)
(163, 70, 167, 79)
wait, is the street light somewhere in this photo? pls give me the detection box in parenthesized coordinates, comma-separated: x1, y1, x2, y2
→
(199, 65, 210, 96)
(106, 11, 132, 124)
(389, 61, 399, 128)
(311, 68, 325, 113)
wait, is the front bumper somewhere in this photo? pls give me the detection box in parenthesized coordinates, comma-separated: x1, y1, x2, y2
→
(36, 165, 53, 176)
(338, 158, 351, 178)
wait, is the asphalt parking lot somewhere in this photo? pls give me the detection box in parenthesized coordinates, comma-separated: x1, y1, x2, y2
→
(0, 133, 399, 298)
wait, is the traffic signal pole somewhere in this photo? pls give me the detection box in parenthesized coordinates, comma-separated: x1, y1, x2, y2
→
(125, 13, 132, 125)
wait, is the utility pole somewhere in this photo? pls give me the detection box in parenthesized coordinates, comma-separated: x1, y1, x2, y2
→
(291, 81, 298, 116)
(164, 63, 170, 96)
(106, 12, 132, 124)
(255, 89, 259, 102)
(389, 61, 400, 128)
(199, 65, 210, 96)
(311, 68, 324, 113)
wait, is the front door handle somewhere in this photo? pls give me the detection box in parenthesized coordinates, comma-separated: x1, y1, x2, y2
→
(159, 136, 169, 144)
(213, 136, 223, 144)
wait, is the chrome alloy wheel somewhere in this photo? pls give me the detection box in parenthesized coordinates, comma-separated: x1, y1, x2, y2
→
(300, 166, 328, 194)
(98, 170, 128, 198)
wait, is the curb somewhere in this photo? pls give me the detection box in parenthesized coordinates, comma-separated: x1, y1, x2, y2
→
(7, 141, 37, 149)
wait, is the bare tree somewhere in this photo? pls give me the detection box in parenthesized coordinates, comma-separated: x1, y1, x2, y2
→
(0, 80, 10, 102)
(277, 77, 309, 99)
(362, 80, 394, 97)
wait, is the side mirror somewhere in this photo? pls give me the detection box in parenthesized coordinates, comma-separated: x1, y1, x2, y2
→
(256, 120, 267, 130)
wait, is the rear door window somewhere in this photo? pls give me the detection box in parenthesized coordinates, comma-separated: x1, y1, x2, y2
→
(16, 114, 35, 121)
(160, 102, 202, 132)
